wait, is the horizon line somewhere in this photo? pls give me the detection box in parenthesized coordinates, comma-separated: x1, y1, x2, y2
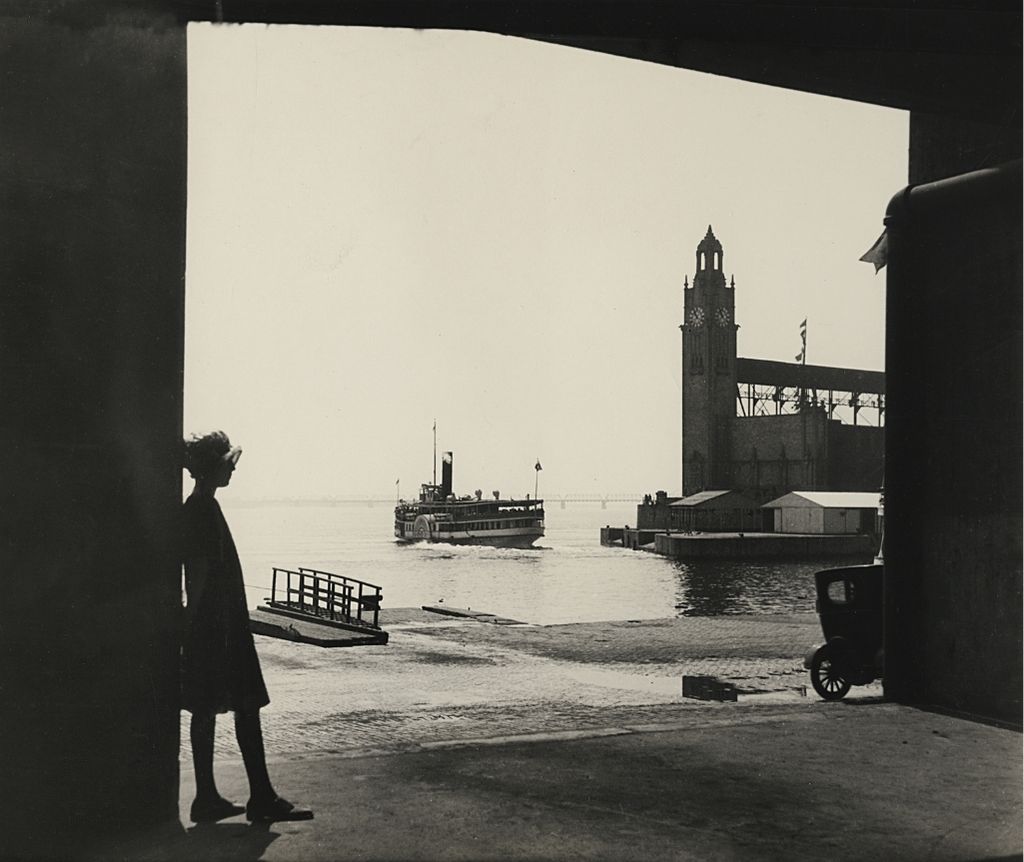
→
(224, 493, 657, 504)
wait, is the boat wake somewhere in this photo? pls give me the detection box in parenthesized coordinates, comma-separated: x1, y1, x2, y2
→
(412, 543, 545, 563)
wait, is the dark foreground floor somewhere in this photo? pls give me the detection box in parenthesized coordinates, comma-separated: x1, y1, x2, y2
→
(95, 699, 1021, 862)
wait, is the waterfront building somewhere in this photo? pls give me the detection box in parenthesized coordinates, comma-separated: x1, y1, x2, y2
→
(680, 228, 885, 502)
(668, 489, 761, 532)
(761, 490, 881, 535)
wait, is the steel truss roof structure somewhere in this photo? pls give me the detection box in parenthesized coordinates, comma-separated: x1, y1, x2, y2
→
(736, 358, 884, 425)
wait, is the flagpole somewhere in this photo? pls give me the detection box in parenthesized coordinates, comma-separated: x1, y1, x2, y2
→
(799, 319, 808, 482)
(797, 318, 808, 408)
(803, 320, 807, 406)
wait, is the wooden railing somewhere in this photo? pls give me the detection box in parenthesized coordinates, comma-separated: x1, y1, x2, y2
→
(269, 567, 383, 630)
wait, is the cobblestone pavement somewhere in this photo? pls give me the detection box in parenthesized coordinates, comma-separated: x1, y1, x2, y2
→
(185, 609, 882, 760)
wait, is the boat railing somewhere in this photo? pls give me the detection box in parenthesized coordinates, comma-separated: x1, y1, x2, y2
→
(269, 567, 383, 630)
(498, 501, 544, 514)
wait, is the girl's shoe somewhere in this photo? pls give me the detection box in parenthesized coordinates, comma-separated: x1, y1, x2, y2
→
(189, 796, 246, 823)
(245, 796, 314, 823)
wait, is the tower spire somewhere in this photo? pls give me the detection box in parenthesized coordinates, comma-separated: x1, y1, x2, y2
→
(694, 225, 725, 282)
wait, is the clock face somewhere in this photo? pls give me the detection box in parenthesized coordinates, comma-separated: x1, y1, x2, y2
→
(715, 307, 732, 327)
(687, 306, 706, 327)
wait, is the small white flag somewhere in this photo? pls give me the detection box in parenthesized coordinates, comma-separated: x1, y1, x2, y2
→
(856, 228, 888, 272)
(859, 230, 888, 273)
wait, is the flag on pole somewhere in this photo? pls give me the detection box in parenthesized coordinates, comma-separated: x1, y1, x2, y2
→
(535, 460, 543, 472)
(796, 319, 807, 363)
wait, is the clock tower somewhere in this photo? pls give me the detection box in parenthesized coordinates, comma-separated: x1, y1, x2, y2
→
(681, 226, 738, 495)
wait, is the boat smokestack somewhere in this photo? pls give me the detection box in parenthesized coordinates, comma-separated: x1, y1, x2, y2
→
(441, 452, 453, 498)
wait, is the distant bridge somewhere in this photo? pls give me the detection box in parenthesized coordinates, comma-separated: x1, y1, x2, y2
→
(234, 494, 647, 508)
(552, 494, 645, 504)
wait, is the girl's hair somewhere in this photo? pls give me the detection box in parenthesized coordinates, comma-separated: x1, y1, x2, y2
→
(183, 430, 232, 479)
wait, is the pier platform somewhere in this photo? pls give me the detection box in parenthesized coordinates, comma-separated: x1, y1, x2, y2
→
(249, 605, 389, 647)
(422, 605, 528, 625)
(602, 527, 874, 559)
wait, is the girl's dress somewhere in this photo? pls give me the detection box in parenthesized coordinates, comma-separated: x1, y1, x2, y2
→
(181, 494, 270, 714)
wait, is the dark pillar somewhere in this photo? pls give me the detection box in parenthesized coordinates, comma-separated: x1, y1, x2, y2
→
(0, 4, 187, 853)
(884, 158, 1022, 722)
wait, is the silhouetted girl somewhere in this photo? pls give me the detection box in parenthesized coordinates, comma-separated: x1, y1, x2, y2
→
(181, 430, 312, 824)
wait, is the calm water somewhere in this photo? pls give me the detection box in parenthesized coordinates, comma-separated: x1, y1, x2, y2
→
(224, 501, 868, 625)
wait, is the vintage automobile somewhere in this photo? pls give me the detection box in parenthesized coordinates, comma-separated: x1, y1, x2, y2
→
(804, 563, 884, 700)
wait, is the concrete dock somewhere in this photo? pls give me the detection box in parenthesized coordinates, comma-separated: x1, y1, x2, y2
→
(84, 607, 1020, 862)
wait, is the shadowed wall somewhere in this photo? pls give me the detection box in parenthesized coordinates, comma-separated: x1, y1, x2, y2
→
(0, 5, 186, 853)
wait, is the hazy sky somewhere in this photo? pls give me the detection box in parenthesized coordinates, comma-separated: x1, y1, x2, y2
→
(185, 24, 907, 500)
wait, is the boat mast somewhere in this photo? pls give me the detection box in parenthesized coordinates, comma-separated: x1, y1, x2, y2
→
(432, 419, 437, 487)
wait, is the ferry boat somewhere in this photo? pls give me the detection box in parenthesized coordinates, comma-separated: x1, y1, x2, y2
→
(394, 451, 545, 548)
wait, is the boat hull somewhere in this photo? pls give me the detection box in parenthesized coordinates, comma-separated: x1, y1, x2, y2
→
(396, 530, 543, 549)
